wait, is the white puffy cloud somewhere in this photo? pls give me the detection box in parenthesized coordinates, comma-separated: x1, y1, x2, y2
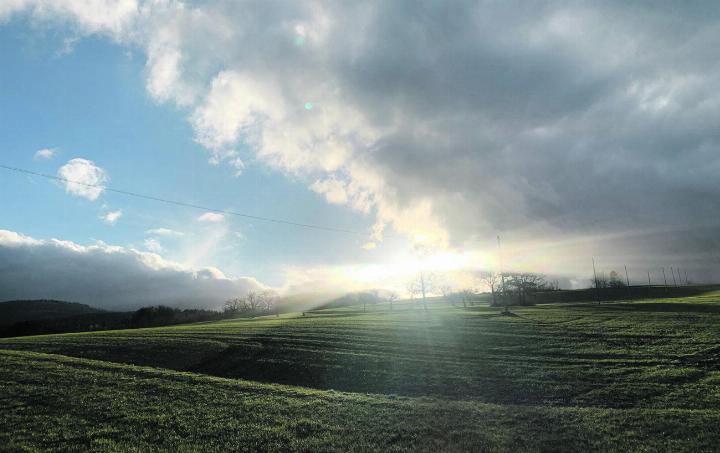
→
(0, 0, 138, 35)
(56, 158, 108, 200)
(0, 229, 263, 310)
(100, 209, 122, 225)
(197, 212, 224, 223)
(33, 148, 56, 160)
(146, 228, 184, 237)
(0, 229, 41, 246)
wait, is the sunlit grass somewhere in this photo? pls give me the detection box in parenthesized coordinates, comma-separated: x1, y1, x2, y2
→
(2, 295, 720, 450)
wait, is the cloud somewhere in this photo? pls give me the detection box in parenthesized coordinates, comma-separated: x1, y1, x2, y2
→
(228, 157, 245, 176)
(100, 209, 122, 225)
(55, 36, 79, 56)
(56, 158, 108, 200)
(7, 2, 720, 269)
(197, 212, 224, 223)
(33, 148, 56, 160)
(310, 178, 348, 205)
(146, 228, 184, 237)
(0, 0, 138, 36)
(0, 229, 264, 310)
(144, 238, 163, 253)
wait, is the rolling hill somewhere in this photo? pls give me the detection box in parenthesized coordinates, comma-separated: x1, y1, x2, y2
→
(0, 299, 105, 326)
(2, 295, 720, 451)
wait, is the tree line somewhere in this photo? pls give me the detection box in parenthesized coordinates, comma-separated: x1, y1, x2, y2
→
(1, 290, 282, 337)
(406, 270, 554, 310)
(223, 290, 278, 317)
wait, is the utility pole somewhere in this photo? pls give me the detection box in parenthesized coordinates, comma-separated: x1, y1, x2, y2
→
(670, 266, 678, 287)
(497, 235, 508, 314)
(662, 267, 668, 288)
(624, 265, 630, 286)
(647, 271, 651, 286)
(592, 257, 600, 304)
(685, 269, 689, 285)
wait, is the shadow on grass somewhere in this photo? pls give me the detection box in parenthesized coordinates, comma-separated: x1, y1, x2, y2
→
(604, 303, 720, 313)
(458, 305, 491, 312)
(304, 309, 434, 317)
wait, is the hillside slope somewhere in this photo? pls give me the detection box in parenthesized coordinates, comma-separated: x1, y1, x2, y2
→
(0, 300, 104, 326)
(3, 296, 720, 407)
(2, 349, 719, 452)
(2, 296, 720, 450)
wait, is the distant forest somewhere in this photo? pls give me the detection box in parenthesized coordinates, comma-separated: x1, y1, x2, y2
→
(0, 300, 227, 338)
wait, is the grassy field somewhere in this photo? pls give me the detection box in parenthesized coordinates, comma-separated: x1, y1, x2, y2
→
(3, 295, 720, 451)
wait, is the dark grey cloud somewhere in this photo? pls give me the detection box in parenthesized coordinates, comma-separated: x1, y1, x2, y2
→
(0, 230, 263, 310)
(333, 1, 720, 238)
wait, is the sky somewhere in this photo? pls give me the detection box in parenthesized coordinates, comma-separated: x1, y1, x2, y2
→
(2, 1, 720, 309)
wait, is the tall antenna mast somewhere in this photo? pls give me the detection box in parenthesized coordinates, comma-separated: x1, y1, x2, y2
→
(670, 267, 678, 287)
(624, 265, 630, 287)
(497, 235, 507, 312)
(592, 257, 599, 304)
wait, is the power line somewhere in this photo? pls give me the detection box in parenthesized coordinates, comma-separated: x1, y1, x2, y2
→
(0, 164, 370, 236)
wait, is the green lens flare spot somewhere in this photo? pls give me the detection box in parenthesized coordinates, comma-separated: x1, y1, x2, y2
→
(304, 102, 314, 110)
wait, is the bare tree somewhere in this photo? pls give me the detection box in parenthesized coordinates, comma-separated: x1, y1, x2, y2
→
(223, 298, 244, 314)
(359, 290, 379, 312)
(406, 281, 420, 308)
(409, 272, 435, 311)
(246, 291, 263, 314)
(387, 291, 398, 311)
(458, 288, 475, 308)
(409, 243, 436, 311)
(259, 290, 278, 312)
(477, 271, 500, 306)
(224, 290, 277, 317)
(592, 271, 609, 289)
(505, 273, 546, 305)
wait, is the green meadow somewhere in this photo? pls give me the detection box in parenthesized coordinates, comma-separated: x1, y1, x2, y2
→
(3, 295, 720, 451)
